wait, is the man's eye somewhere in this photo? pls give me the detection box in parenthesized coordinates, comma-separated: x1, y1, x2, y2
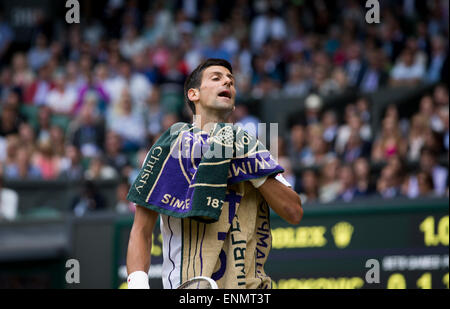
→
(212, 77, 220, 81)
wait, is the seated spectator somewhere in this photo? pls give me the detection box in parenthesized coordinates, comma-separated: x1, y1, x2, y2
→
(371, 116, 407, 162)
(282, 62, 311, 97)
(73, 73, 110, 116)
(11, 52, 35, 90)
(337, 164, 361, 203)
(0, 104, 21, 137)
(27, 33, 51, 71)
(104, 131, 130, 175)
(288, 124, 307, 166)
(232, 103, 260, 137)
(0, 167, 19, 221)
(45, 71, 78, 115)
(359, 48, 388, 93)
(341, 130, 371, 163)
(407, 114, 429, 162)
(318, 156, 341, 203)
(84, 155, 118, 181)
(353, 157, 376, 196)
(426, 35, 447, 84)
(299, 169, 319, 204)
(321, 110, 339, 147)
(377, 164, 403, 199)
(67, 99, 105, 158)
(301, 125, 331, 167)
(50, 125, 66, 157)
(335, 106, 372, 156)
(119, 25, 146, 60)
(23, 64, 53, 106)
(115, 179, 135, 214)
(107, 87, 146, 151)
(59, 145, 84, 181)
(71, 180, 106, 217)
(419, 147, 448, 196)
(4, 146, 41, 180)
(2, 135, 20, 174)
(32, 139, 62, 180)
(18, 123, 37, 158)
(390, 48, 426, 86)
(35, 105, 53, 145)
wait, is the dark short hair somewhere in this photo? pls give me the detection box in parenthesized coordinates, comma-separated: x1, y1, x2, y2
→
(184, 58, 233, 114)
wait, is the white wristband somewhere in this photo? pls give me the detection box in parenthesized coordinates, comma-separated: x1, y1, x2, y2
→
(249, 176, 268, 188)
(127, 271, 150, 289)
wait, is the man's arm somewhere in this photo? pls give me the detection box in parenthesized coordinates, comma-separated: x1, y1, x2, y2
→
(126, 205, 159, 288)
(257, 177, 303, 225)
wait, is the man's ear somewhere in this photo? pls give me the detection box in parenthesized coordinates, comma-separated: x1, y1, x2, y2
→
(187, 88, 199, 102)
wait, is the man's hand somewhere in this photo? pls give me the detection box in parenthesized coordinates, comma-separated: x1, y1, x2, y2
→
(257, 177, 303, 225)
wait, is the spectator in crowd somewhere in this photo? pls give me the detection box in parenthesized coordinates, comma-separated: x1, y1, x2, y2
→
(0, 8, 13, 65)
(282, 62, 311, 97)
(27, 33, 51, 71)
(0, 167, 19, 221)
(321, 110, 339, 147)
(104, 131, 130, 175)
(71, 180, 106, 217)
(318, 156, 341, 203)
(359, 48, 389, 93)
(377, 164, 402, 199)
(419, 147, 448, 196)
(32, 139, 62, 180)
(390, 48, 426, 86)
(301, 124, 331, 167)
(35, 105, 53, 145)
(115, 179, 135, 214)
(68, 98, 106, 158)
(337, 164, 360, 203)
(288, 124, 307, 166)
(18, 123, 37, 157)
(84, 155, 118, 181)
(407, 114, 429, 162)
(4, 146, 41, 180)
(353, 157, 375, 196)
(45, 71, 78, 115)
(23, 64, 53, 106)
(59, 144, 84, 181)
(426, 35, 448, 84)
(0, 104, 21, 137)
(11, 52, 35, 91)
(107, 87, 146, 151)
(335, 105, 372, 156)
(372, 114, 408, 162)
(299, 169, 319, 204)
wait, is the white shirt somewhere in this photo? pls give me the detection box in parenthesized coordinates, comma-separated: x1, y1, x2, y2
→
(0, 188, 19, 221)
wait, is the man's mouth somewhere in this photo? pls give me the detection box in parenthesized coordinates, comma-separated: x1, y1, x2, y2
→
(217, 90, 232, 99)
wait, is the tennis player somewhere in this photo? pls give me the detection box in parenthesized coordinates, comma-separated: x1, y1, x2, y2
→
(126, 58, 303, 289)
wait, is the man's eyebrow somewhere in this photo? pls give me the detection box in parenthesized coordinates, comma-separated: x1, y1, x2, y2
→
(209, 71, 235, 81)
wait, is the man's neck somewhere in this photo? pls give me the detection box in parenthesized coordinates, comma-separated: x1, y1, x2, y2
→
(193, 111, 231, 133)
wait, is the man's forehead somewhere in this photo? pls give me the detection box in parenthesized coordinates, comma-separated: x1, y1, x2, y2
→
(204, 65, 232, 76)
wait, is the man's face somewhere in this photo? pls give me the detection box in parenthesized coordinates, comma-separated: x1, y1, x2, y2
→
(194, 65, 236, 115)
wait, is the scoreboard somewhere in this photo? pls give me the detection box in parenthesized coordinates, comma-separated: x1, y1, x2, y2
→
(113, 198, 449, 289)
(267, 198, 448, 289)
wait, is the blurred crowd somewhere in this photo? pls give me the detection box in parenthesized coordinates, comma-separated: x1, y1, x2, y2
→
(0, 0, 449, 218)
